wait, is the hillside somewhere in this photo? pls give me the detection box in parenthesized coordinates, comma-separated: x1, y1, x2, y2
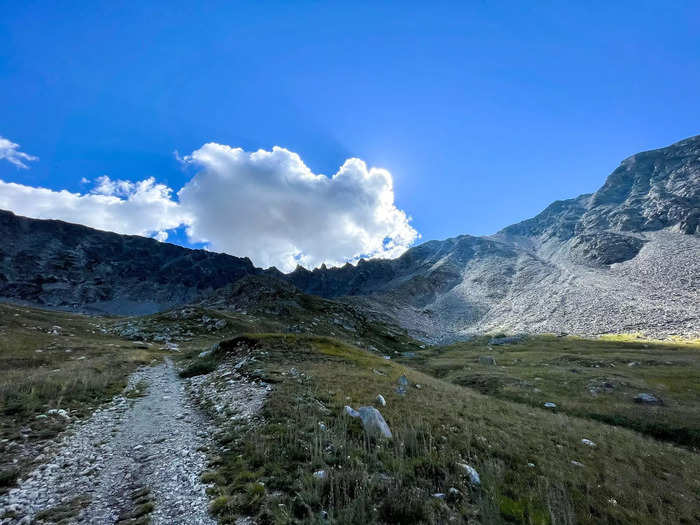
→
(288, 136, 700, 340)
(0, 210, 259, 315)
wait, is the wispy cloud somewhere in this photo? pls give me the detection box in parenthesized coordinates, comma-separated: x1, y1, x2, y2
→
(0, 136, 38, 169)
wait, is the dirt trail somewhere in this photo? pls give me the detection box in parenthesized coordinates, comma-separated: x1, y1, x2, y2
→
(1, 358, 215, 525)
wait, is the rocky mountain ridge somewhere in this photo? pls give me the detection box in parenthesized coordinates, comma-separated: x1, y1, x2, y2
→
(0, 210, 259, 315)
(288, 135, 700, 340)
(1, 135, 698, 340)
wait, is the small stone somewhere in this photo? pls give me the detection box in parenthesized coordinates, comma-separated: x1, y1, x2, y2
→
(375, 394, 386, 407)
(571, 460, 584, 467)
(544, 402, 557, 409)
(344, 406, 392, 439)
(396, 375, 409, 396)
(312, 470, 327, 480)
(456, 462, 480, 485)
(581, 438, 596, 447)
(47, 408, 70, 420)
(479, 356, 497, 366)
(634, 393, 662, 405)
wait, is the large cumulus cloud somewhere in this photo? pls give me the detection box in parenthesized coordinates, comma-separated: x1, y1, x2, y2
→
(0, 143, 418, 271)
(178, 144, 418, 271)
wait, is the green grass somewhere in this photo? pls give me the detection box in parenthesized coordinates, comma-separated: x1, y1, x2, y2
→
(200, 334, 700, 524)
(397, 334, 700, 448)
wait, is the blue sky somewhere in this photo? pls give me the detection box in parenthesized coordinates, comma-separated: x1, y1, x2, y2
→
(1, 1, 699, 269)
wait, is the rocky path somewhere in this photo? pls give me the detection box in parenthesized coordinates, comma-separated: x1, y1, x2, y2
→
(1, 359, 216, 525)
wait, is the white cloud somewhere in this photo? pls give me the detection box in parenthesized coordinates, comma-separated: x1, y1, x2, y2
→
(0, 136, 38, 169)
(0, 177, 186, 241)
(178, 144, 418, 271)
(0, 144, 418, 271)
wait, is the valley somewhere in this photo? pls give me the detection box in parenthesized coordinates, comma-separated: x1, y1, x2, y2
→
(1, 302, 699, 524)
(0, 136, 698, 523)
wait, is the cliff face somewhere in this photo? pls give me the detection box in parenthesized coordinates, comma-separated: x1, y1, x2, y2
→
(0, 210, 259, 314)
(1, 135, 698, 339)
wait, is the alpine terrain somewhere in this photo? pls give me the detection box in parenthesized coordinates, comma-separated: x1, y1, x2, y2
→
(1, 135, 698, 341)
(1, 136, 699, 525)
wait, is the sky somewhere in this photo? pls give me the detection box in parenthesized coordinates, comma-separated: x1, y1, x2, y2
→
(1, 1, 699, 271)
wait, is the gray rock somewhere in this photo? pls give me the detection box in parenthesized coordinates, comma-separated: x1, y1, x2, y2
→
(344, 406, 360, 418)
(489, 336, 523, 346)
(344, 406, 392, 439)
(478, 355, 497, 366)
(396, 375, 409, 396)
(375, 394, 386, 407)
(634, 393, 663, 405)
(456, 462, 480, 485)
(46, 409, 70, 420)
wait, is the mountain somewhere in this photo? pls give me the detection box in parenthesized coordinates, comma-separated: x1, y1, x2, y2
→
(0, 210, 259, 314)
(288, 135, 700, 340)
(0, 135, 698, 339)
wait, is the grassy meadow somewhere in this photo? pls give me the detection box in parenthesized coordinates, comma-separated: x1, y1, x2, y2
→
(186, 334, 700, 524)
(396, 334, 700, 448)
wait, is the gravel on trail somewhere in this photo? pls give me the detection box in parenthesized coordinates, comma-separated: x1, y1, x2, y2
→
(1, 358, 216, 525)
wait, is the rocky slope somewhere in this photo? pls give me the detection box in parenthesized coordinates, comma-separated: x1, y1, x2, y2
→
(0, 210, 259, 314)
(0, 135, 698, 340)
(288, 135, 700, 340)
